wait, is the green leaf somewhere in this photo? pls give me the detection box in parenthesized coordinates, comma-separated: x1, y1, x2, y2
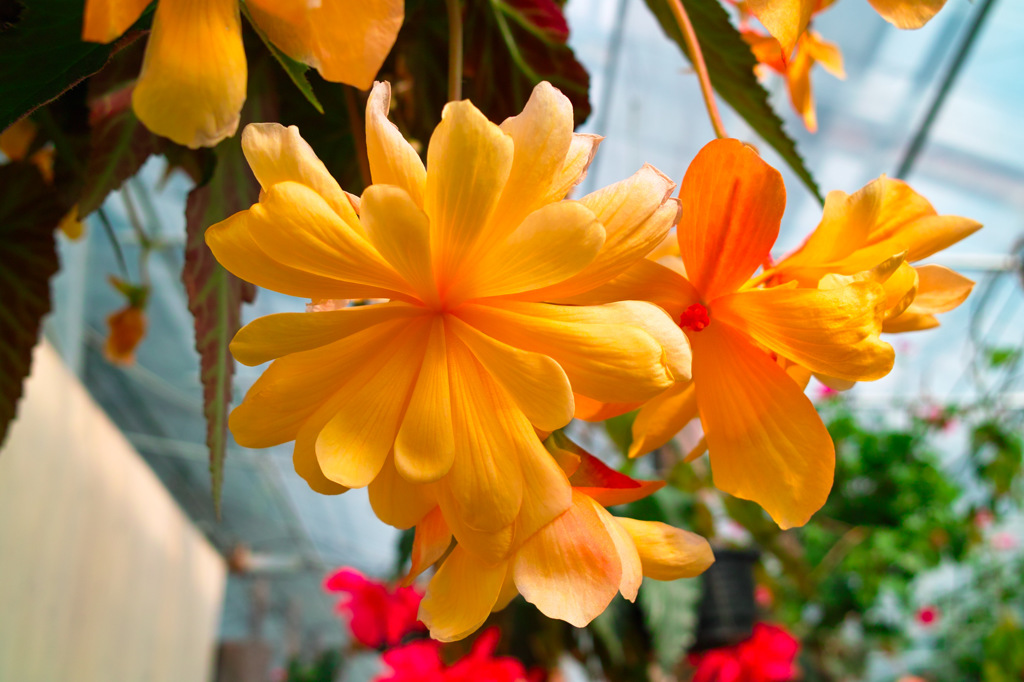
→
(241, 3, 324, 114)
(0, 0, 151, 131)
(641, 0, 823, 202)
(639, 577, 702, 671)
(0, 162, 66, 446)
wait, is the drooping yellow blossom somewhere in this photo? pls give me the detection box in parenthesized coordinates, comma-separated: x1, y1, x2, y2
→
(743, 28, 845, 133)
(82, 0, 403, 148)
(566, 139, 894, 529)
(746, 0, 947, 57)
(768, 174, 981, 333)
(413, 434, 714, 641)
(207, 81, 690, 561)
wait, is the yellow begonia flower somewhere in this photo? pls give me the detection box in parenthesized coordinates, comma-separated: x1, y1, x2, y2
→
(82, 0, 403, 148)
(769, 175, 981, 332)
(565, 139, 894, 529)
(414, 435, 713, 641)
(746, 0, 947, 57)
(207, 81, 690, 561)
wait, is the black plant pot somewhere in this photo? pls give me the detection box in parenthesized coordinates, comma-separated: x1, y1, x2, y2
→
(690, 548, 760, 651)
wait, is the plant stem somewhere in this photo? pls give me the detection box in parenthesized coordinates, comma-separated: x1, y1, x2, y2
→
(666, 0, 728, 139)
(446, 0, 464, 101)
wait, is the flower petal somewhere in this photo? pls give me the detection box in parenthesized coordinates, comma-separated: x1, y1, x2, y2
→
(537, 165, 679, 299)
(560, 258, 699, 318)
(881, 261, 919, 320)
(593, 503, 642, 601)
(82, 0, 150, 42)
(678, 139, 785, 300)
(361, 184, 437, 304)
(449, 317, 574, 432)
(247, 0, 403, 89)
(457, 200, 604, 301)
(714, 282, 894, 382)
(628, 381, 699, 458)
(206, 210, 397, 300)
(132, 0, 245, 148)
(293, 406, 350, 495)
(513, 491, 621, 628)
(246, 181, 411, 295)
(457, 301, 682, 403)
(744, 0, 815, 55)
(365, 82, 427, 205)
(690, 323, 835, 529)
(907, 264, 974, 314)
(315, 322, 430, 488)
(866, 0, 947, 29)
(616, 518, 714, 580)
(891, 215, 983, 263)
(420, 547, 509, 642)
(368, 455, 438, 529)
(393, 317, 455, 483)
(573, 394, 640, 422)
(514, 432, 573, 548)
(231, 302, 422, 366)
(491, 81, 576, 236)
(425, 100, 514, 285)
(405, 506, 451, 584)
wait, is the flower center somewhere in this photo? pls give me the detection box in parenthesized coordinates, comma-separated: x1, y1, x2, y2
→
(679, 303, 710, 332)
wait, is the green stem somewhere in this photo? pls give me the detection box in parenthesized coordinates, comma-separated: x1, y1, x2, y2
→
(446, 0, 464, 101)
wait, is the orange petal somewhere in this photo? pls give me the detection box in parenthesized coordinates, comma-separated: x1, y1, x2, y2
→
(420, 547, 509, 642)
(365, 82, 427, 205)
(360, 184, 437, 304)
(570, 451, 665, 508)
(593, 503, 642, 601)
(866, 0, 947, 29)
(678, 139, 785, 300)
(515, 430, 574, 549)
(82, 0, 150, 43)
(247, 0, 403, 89)
(744, 0, 815, 56)
(368, 455, 438, 529)
(690, 323, 835, 529)
(558, 258, 699, 320)
(616, 518, 714, 580)
(628, 381, 699, 458)
(882, 261, 919, 320)
(405, 506, 451, 584)
(715, 282, 894, 382)
(132, 0, 245, 148)
(786, 41, 817, 133)
(573, 394, 641, 422)
(292, 417, 349, 495)
(804, 31, 845, 78)
(908, 264, 974, 314)
(513, 491, 622, 627)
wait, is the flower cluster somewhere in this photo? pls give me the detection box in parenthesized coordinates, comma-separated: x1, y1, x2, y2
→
(689, 623, 801, 682)
(207, 79, 978, 638)
(324, 568, 424, 649)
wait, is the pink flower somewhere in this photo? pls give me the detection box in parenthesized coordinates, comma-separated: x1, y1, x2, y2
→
(974, 509, 995, 530)
(991, 531, 1018, 552)
(689, 623, 800, 682)
(374, 628, 533, 682)
(325, 568, 425, 648)
(916, 606, 939, 627)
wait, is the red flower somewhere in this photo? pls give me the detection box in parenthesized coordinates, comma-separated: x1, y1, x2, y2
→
(375, 628, 533, 682)
(325, 568, 425, 648)
(916, 606, 940, 627)
(689, 623, 800, 682)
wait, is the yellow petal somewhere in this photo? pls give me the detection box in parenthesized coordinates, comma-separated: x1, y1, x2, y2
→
(368, 455, 438, 529)
(420, 547, 509, 642)
(871, 177, 981, 260)
(804, 31, 845, 78)
(866, 0, 947, 29)
(425, 100, 514, 285)
(360, 184, 437, 303)
(246, 181, 412, 295)
(559, 258, 698, 319)
(206, 210, 398, 300)
(593, 502, 643, 601)
(449, 316, 574, 432)
(573, 394, 641, 422)
(513, 491, 621, 627)
(514, 431, 573, 549)
(405, 507, 451, 584)
(744, 0, 815, 56)
(458, 200, 604, 301)
(230, 319, 408, 448)
(315, 323, 430, 487)
(690, 323, 834, 529)
(247, 0, 403, 89)
(881, 311, 939, 333)
(491, 81, 576, 236)
(365, 82, 427, 205)
(58, 208, 85, 241)
(882, 261, 919, 320)
(437, 334, 526, 534)
(537, 164, 680, 300)
(715, 282, 894, 382)
(82, 0, 150, 43)
(241, 123, 357, 225)
(892, 215, 983, 263)
(292, 403, 350, 495)
(628, 381, 698, 458)
(493, 569, 520, 612)
(616, 518, 714, 580)
(230, 302, 422, 366)
(458, 301, 679, 403)
(393, 317, 455, 483)
(132, 0, 245, 148)
(908, 264, 974, 313)
(786, 42, 817, 133)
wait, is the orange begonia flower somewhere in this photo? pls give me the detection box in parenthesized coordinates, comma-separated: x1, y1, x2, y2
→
(769, 175, 981, 333)
(568, 139, 894, 529)
(414, 434, 714, 641)
(82, 0, 403, 148)
(207, 81, 690, 562)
